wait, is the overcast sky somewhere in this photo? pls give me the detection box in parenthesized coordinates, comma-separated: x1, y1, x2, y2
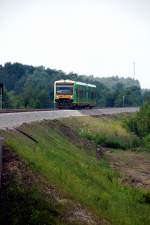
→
(0, 0, 150, 88)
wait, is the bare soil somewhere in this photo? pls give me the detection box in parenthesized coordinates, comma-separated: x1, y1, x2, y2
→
(105, 150, 150, 190)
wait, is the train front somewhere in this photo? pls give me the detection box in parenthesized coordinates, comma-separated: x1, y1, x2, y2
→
(54, 80, 74, 108)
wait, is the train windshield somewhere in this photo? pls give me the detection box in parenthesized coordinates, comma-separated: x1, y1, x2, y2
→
(56, 85, 73, 95)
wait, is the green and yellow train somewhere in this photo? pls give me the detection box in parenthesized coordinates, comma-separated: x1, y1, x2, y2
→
(54, 80, 96, 109)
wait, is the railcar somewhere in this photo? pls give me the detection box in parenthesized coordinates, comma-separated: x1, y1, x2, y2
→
(54, 80, 96, 108)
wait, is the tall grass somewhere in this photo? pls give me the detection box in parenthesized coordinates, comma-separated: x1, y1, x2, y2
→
(1, 120, 150, 225)
(63, 116, 140, 149)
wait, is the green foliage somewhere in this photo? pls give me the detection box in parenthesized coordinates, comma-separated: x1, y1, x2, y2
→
(125, 104, 150, 137)
(0, 62, 144, 108)
(142, 90, 150, 104)
(22, 69, 51, 108)
(143, 134, 150, 152)
(65, 116, 139, 149)
(7, 91, 24, 108)
(125, 104, 150, 151)
(97, 76, 140, 90)
(1, 119, 149, 225)
(0, 176, 64, 225)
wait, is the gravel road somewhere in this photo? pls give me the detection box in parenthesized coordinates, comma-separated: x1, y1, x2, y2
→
(0, 107, 139, 129)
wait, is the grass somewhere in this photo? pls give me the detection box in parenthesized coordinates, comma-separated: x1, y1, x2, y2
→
(1, 116, 150, 225)
(62, 116, 140, 149)
(0, 178, 65, 225)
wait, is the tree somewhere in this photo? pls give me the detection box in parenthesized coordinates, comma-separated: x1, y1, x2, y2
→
(0, 62, 146, 109)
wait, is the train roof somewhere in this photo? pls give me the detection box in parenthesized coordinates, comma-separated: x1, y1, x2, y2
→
(55, 79, 75, 84)
(55, 80, 96, 88)
(76, 82, 96, 88)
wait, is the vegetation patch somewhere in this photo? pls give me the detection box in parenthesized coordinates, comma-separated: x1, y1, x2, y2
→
(0, 116, 150, 225)
(0, 147, 65, 225)
(0, 62, 147, 109)
(61, 116, 139, 149)
(0, 145, 101, 225)
(125, 104, 150, 151)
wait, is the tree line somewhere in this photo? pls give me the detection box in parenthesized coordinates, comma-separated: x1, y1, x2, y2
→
(0, 62, 149, 109)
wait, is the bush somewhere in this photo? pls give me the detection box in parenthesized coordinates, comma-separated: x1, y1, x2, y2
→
(125, 104, 150, 151)
(125, 103, 150, 137)
(143, 134, 150, 152)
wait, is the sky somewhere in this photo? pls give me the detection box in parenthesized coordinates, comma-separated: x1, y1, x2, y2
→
(0, 0, 150, 88)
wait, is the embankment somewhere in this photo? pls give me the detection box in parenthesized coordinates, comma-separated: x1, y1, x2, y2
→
(0, 115, 150, 225)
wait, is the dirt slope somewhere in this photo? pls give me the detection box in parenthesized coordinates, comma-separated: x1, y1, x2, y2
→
(105, 151, 150, 189)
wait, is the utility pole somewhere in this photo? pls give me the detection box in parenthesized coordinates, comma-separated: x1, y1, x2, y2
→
(0, 83, 3, 110)
(123, 95, 125, 107)
(133, 61, 135, 79)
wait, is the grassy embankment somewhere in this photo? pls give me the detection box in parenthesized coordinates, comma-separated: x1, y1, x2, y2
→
(0, 115, 150, 225)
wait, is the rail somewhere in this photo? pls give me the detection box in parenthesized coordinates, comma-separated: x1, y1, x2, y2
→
(0, 108, 55, 113)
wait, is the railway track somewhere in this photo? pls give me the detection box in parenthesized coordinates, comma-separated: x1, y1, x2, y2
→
(0, 108, 55, 113)
(0, 107, 139, 129)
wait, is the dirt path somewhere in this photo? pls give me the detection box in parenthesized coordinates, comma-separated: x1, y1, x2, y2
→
(105, 150, 150, 190)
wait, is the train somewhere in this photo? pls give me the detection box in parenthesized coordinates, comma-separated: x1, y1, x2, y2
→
(54, 80, 96, 109)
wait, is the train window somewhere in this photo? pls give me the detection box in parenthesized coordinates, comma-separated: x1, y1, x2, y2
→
(56, 86, 73, 95)
(77, 86, 89, 99)
(78, 88, 83, 98)
(90, 89, 96, 99)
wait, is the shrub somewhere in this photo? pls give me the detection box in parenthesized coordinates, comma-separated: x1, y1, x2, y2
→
(143, 134, 150, 152)
(125, 103, 150, 137)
